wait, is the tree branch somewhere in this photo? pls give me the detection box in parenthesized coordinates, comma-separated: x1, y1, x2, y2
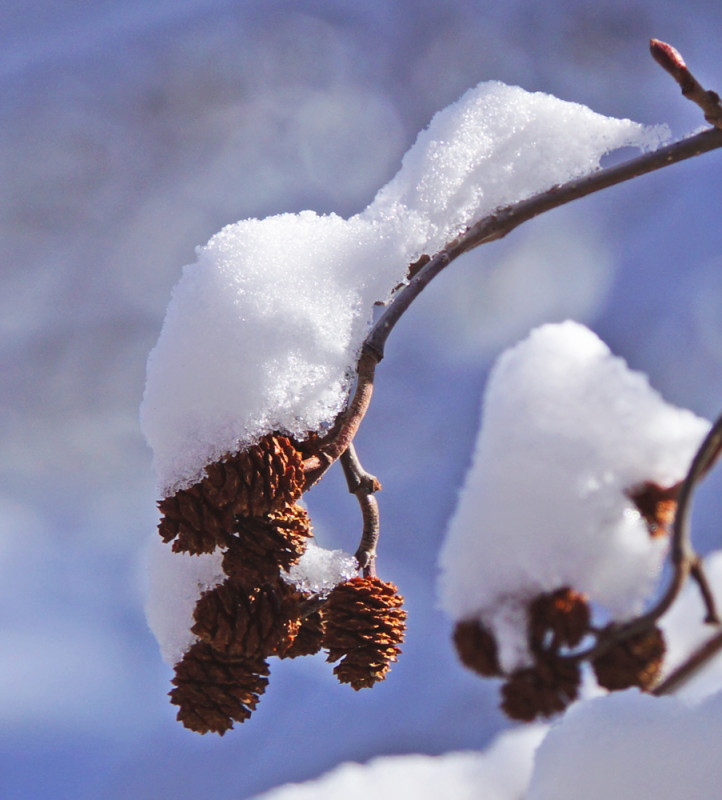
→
(306, 40, 722, 491)
(653, 626, 722, 696)
(302, 348, 380, 487)
(366, 127, 722, 360)
(650, 39, 722, 129)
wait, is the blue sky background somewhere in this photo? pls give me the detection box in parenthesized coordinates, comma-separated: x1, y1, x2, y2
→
(3, 2, 722, 798)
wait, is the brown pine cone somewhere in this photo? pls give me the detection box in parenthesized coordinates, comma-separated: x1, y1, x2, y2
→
(191, 578, 301, 659)
(453, 618, 501, 677)
(592, 626, 666, 691)
(280, 610, 325, 659)
(626, 481, 680, 537)
(158, 434, 306, 554)
(222, 504, 313, 588)
(501, 654, 581, 722)
(529, 587, 591, 651)
(323, 577, 407, 690)
(169, 641, 270, 735)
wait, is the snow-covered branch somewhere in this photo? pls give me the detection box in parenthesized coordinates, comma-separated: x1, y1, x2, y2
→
(141, 40, 722, 736)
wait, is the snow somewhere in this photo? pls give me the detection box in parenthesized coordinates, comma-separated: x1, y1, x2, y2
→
(140, 83, 667, 497)
(438, 321, 709, 671)
(252, 724, 547, 800)
(282, 540, 357, 596)
(366, 81, 668, 258)
(144, 534, 225, 665)
(526, 689, 722, 800)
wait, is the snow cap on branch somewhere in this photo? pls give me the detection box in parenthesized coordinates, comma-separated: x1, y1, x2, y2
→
(141, 85, 667, 496)
(366, 81, 668, 257)
(438, 321, 709, 671)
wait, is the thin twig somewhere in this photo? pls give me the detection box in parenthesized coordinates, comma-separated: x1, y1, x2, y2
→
(340, 444, 381, 578)
(298, 594, 329, 620)
(690, 557, 721, 625)
(650, 39, 722, 129)
(653, 627, 722, 696)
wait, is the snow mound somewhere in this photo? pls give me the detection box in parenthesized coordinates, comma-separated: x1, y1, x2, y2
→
(141, 84, 666, 496)
(438, 321, 708, 670)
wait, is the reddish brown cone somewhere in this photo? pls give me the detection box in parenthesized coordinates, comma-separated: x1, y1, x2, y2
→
(169, 641, 270, 735)
(324, 577, 407, 690)
(592, 626, 666, 691)
(501, 654, 581, 722)
(223, 504, 312, 589)
(626, 481, 680, 537)
(453, 619, 501, 677)
(280, 610, 326, 659)
(529, 587, 591, 651)
(158, 434, 306, 554)
(191, 578, 302, 659)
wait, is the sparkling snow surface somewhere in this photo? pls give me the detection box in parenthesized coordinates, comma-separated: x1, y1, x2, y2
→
(438, 321, 709, 670)
(282, 540, 358, 597)
(140, 83, 666, 497)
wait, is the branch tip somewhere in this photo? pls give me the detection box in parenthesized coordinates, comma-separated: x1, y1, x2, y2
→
(650, 39, 687, 75)
(650, 39, 722, 128)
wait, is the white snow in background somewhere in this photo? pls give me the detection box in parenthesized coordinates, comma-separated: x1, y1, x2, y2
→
(659, 549, 722, 701)
(438, 321, 709, 671)
(283, 540, 357, 596)
(141, 83, 667, 496)
(252, 723, 547, 800)
(144, 535, 225, 665)
(526, 689, 722, 800)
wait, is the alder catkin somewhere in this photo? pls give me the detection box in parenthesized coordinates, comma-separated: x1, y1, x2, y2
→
(324, 577, 407, 690)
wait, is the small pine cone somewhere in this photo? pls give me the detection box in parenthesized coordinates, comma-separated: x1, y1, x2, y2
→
(324, 577, 407, 690)
(158, 434, 306, 554)
(223, 504, 312, 588)
(501, 654, 581, 722)
(280, 610, 326, 659)
(453, 619, 501, 677)
(626, 481, 680, 537)
(529, 587, 591, 651)
(191, 578, 302, 659)
(592, 626, 666, 691)
(169, 641, 269, 735)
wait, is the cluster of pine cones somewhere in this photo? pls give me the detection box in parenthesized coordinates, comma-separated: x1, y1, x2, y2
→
(454, 588, 666, 722)
(156, 434, 406, 735)
(452, 482, 676, 722)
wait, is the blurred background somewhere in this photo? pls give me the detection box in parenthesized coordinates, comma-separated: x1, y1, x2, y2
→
(3, 1, 722, 798)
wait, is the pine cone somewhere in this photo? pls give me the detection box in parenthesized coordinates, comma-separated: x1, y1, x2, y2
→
(626, 481, 680, 537)
(169, 641, 270, 735)
(453, 619, 501, 677)
(223, 504, 312, 588)
(592, 626, 666, 691)
(280, 610, 325, 659)
(529, 587, 591, 651)
(158, 434, 306, 554)
(324, 577, 407, 690)
(501, 654, 581, 722)
(191, 578, 301, 659)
